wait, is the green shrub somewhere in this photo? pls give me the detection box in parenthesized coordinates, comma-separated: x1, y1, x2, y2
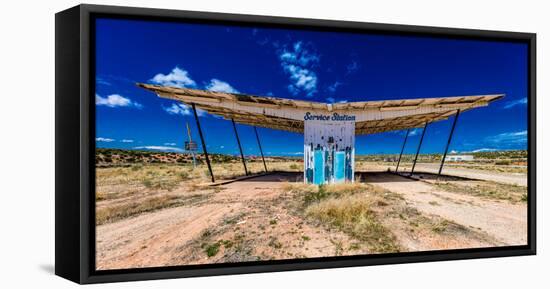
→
(304, 185, 331, 205)
(204, 243, 220, 257)
(521, 193, 528, 202)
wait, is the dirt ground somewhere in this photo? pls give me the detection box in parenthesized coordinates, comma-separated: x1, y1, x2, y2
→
(386, 162, 527, 186)
(96, 165, 528, 270)
(363, 172, 526, 245)
(97, 173, 363, 269)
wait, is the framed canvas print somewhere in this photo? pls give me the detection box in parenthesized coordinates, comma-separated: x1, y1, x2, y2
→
(55, 4, 536, 284)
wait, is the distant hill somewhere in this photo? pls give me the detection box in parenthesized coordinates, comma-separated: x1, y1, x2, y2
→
(355, 150, 527, 162)
(95, 148, 295, 167)
(467, 150, 527, 159)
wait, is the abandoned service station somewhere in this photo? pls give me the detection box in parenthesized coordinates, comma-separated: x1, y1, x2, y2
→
(138, 83, 503, 185)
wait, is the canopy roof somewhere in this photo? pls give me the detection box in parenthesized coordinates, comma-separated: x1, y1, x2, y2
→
(138, 83, 503, 135)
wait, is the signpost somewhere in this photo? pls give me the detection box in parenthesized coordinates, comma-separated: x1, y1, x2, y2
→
(185, 122, 198, 169)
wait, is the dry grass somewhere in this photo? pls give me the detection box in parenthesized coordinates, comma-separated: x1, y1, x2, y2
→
(245, 160, 302, 175)
(281, 182, 317, 196)
(286, 182, 398, 206)
(96, 163, 247, 225)
(284, 182, 401, 253)
(96, 193, 209, 225)
(354, 159, 528, 175)
(306, 194, 400, 253)
(450, 164, 527, 174)
(96, 191, 107, 201)
(434, 181, 527, 203)
(96, 164, 196, 201)
(96, 161, 300, 202)
(323, 182, 388, 196)
(172, 215, 260, 263)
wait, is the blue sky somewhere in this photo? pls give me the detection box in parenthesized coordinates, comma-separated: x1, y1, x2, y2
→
(95, 18, 528, 156)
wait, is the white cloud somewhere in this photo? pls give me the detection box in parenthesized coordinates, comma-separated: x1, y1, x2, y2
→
(164, 142, 176, 146)
(121, 139, 134, 143)
(504, 97, 527, 109)
(326, 97, 335, 103)
(389, 129, 416, 136)
(134, 146, 184, 153)
(279, 41, 319, 97)
(327, 81, 343, 93)
(96, 77, 111, 86)
(280, 42, 319, 66)
(96, 94, 142, 109)
(346, 61, 359, 74)
(284, 65, 317, 96)
(257, 38, 270, 46)
(163, 103, 206, 117)
(485, 130, 527, 145)
(409, 128, 421, 136)
(205, 79, 239, 93)
(462, 130, 527, 151)
(96, 137, 115, 142)
(150, 67, 196, 88)
(150, 67, 238, 93)
(471, 148, 498, 153)
(164, 103, 191, 116)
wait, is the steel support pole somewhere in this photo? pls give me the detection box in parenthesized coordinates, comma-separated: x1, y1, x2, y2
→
(192, 103, 215, 183)
(410, 122, 429, 176)
(254, 127, 268, 172)
(395, 129, 410, 173)
(438, 110, 461, 176)
(232, 119, 249, 176)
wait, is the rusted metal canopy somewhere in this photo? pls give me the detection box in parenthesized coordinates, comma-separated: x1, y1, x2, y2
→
(138, 83, 503, 135)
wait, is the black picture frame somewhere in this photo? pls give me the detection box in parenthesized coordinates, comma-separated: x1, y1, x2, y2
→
(55, 4, 536, 284)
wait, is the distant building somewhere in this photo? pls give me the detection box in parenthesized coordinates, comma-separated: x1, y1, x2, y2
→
(445, 155, 474, 162)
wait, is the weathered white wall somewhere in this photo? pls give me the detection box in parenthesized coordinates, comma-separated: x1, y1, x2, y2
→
(304, 120, 355, 149)
(303, 118, 355, 184)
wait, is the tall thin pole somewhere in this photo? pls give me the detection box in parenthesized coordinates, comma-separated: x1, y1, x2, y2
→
(192, 103, 215, 183)
(438, 110, 461, 176)
(410, 122, 428, 176)
(186, 122, 196, 169)
(254, 127, 268, 172)
(395, 129, 410, 173)
(232, 119, 248, 176)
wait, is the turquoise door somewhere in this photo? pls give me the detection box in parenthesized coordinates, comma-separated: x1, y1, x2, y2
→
(313, 150, 325, 185)
(334, 151, 345, 183)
